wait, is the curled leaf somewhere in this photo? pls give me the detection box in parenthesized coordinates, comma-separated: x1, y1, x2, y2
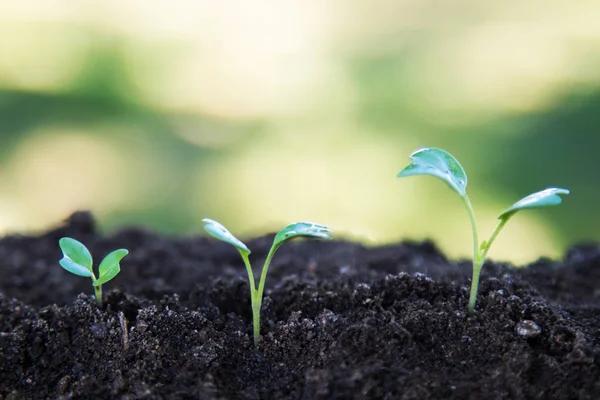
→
(202, 218, 251, 255)
(498, 188, 570, 220)
(397, 148, 468, 196)
(94, 249, 128, 286)
(273, 222, 333, 248)
(59, 237, 94, 278)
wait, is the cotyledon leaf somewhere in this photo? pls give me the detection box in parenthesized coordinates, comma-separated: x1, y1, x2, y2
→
(59, 237, 94, 278)
(273, 222, 333, 248)
(202, 218, 251, 255)
(94, 249, 129, 287)
(397, 148, 468, 197)
(498, 188, 570, 220)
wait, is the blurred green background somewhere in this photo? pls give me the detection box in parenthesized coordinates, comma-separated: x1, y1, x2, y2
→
(0, 1, 599, 264)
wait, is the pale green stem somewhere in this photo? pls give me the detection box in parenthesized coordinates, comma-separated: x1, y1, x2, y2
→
(240, 252, 257, 294)
(256, 244, 280, 305)
(239, 252, 261, 346)
(468, 216, 510, 314)
(479, 218, 509, 265)
(90, 272, 103, 308)
(468, 258, 483, 314)
(249, 244, 280, 347)
(94, 283, 103, 307)
(460, 195, 481, 314)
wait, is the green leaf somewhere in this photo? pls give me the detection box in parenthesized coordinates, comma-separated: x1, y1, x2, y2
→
(94, 249, 128, 287)
(479, 240, 488, 252)
(202, 218, 251, 255)
(59, 237, 94, 278)
(498, 188, 570, 220)
(273, 222, 333, 248)
(397, 148, 468, 196)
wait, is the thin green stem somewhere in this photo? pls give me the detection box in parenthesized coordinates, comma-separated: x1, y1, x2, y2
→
(240, 252, 256, 294)
(94, 285, 103, 307)
(240, 251, 261, 346)
(468, 217, 510, 314)
(461, 195, 479, 269)
(251, 294, 261, 347)
(246, 244, 280, 347)
(461, 195, 481, 314)
(257, 244, 279, 304)
(468, 258, 483, 314)
(480, 218, 509, 264)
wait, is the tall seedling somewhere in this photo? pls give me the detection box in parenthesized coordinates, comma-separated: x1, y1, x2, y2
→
(397, 148, 569, 313)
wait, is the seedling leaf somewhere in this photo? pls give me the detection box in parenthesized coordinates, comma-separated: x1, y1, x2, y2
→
(498, 188, 570, 220)
(94, 249, 129, 286)
(202, 218, 251, 255)
(397, 147, 468, 196)
(59, 237, 94, 278)
(59, 258, 94, 278)
(273, 222, 333, 248)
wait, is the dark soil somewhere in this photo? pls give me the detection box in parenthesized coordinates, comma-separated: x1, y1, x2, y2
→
(1, 212, 600, 399)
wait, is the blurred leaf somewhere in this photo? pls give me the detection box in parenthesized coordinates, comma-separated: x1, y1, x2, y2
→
(273, 222, 333, 248)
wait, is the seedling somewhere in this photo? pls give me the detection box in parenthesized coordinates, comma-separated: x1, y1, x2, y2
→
(397, 148, 569, 313)
(202, 218, 333, 346)
(58, 237, 129, 308)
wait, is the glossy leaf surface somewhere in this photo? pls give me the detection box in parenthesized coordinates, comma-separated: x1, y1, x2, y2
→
(273, 222, 333, 248)
(94, 249, 129, 286)
(397, 148, 468, 196)
(59, 237, 94, 278)
(499, 188, 570, 220)
(202, 218, 251, 255)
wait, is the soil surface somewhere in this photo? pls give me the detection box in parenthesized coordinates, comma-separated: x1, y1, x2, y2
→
(1, 212, 600, 399)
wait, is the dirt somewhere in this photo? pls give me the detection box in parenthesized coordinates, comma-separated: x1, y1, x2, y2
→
(1, 212, 599, 399)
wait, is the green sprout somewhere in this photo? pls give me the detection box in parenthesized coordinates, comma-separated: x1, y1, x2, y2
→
(397, 148, 569, 314)
(58, 237, 129, 308)
(202, 218, 333, 346)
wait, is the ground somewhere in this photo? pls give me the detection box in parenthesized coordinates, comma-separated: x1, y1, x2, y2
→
(1, 212, 599, 399)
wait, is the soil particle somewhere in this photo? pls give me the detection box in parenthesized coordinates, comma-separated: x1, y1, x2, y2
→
(516, 320, 542, 338)
(1, 212, 600, 399)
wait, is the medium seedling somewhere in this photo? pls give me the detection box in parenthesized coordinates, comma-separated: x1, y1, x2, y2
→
(202, 218, 332, 346)
(397, 147, 569, 313)
(58, 237, 129, 308)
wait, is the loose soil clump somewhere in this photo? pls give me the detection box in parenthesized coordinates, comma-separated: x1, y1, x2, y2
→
(1, 212, 599, 399)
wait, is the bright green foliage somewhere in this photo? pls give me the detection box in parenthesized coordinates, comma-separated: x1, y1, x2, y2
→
(202, 218, 333, 347)
(59, 237, 129, 307)
(398, 147, 569, 314)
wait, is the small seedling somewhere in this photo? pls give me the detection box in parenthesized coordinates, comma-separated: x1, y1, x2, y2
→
(397, 148, 569, 313)
(58, 237, 129, 308)
(202, 218, 332, 346)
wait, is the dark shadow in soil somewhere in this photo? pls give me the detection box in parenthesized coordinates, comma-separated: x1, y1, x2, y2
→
(1, 212, 600, 399)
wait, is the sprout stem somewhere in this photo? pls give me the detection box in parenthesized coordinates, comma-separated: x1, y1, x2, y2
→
(468, 258, 483, 314)
(461, 195, 481, 314)
(240, 252, 261, 346)
(467, 215, 510, 313)
(94, 285, 103, 307)
(480, 217, 509, 264)
(257, 244, 279, 310)
(240, 252, 256, 294)
(241, 247, 282, 347)
(462, 196, 479, 272)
